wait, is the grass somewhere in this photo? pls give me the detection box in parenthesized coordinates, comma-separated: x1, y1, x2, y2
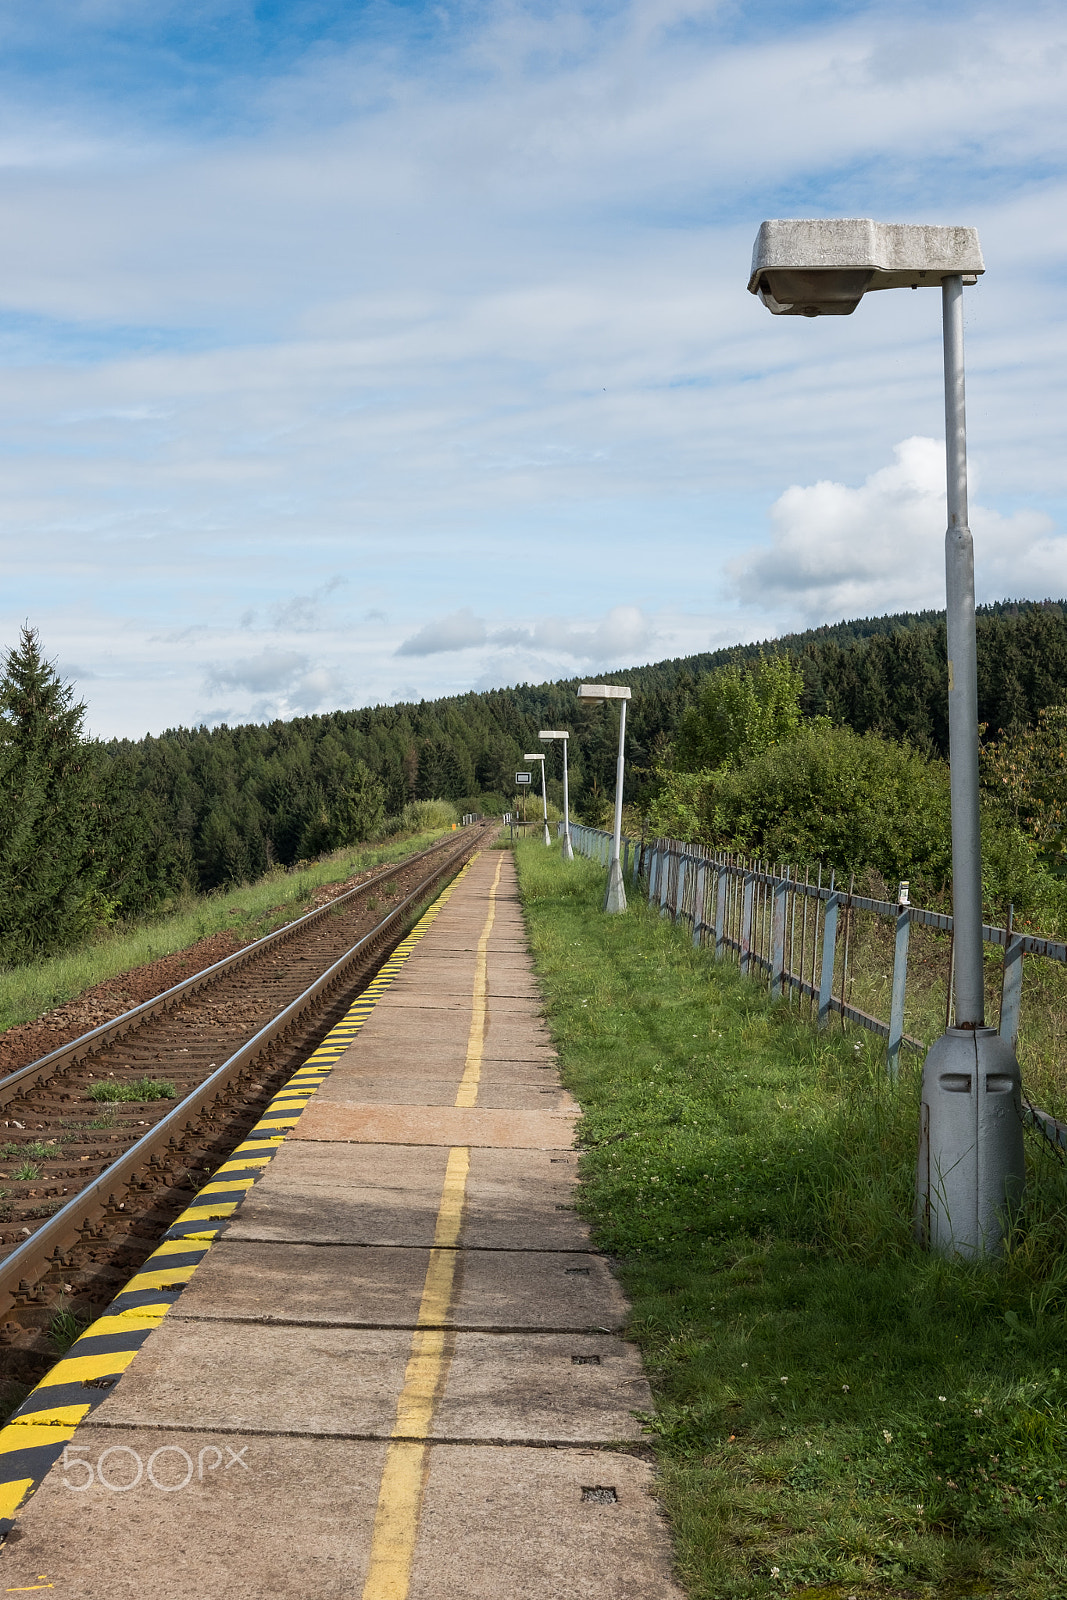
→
(48, 1304, 89, 1355)
(514, 839, 1067, 1600)
(86, 1077, 176, 1103)
(0, 827, 453, 1034)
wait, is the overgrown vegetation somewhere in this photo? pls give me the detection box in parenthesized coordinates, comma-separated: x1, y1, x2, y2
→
(516, 841, 1067, 1600)
(645, 651, 1067, 934)
(86, 1077, 176, 1103)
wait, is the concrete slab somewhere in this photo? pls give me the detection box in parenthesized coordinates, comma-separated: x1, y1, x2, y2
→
(0, 1438, 681, 1600)
(0, 1430, 385, 1600)
(224, 1144, 590, 1250)
(292, 1101, 576, 1149)
(311, 1077, 575, 1112)
(372, 993, 543, 1015)
(411, 1446, 684, 1600)
(169, 1242, 627, 1330)
(93, 1323, 648, 1444)
(322, 1053, 558, 1088)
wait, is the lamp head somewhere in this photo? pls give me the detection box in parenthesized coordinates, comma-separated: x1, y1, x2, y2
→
(539, 730, 568, 739)
(577, 683, 632, 700)
(748, 219, 983, 317)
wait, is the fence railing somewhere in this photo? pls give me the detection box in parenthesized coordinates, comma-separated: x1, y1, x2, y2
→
(563, 821, 1067, 1154)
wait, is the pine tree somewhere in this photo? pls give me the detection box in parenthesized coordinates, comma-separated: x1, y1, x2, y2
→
(0, 627, 100, 961)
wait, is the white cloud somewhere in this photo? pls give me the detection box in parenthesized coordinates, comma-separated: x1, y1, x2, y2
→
(206, 650, 311, 695)
(734, 437, 1061, 623)
(493, 604, 653, 660)
(397, 608, 488, 656)
(398, 603, 653, 662)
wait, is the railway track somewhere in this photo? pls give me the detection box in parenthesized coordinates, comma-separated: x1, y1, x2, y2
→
(0, 823, 494, 1392)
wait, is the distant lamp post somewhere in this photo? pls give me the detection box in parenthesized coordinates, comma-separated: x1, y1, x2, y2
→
(577, 683, 631, 913)
(524, 753, 551, 846)
(539, 730, 573, 860)
(748, 218, 1024, 1258)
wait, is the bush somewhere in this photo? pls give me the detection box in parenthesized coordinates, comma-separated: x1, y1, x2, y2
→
(398, 798, 459, 833)
(646, 723, 1064, 921)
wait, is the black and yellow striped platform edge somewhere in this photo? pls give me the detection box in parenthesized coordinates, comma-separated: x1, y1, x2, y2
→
(0, 854, 477, 1533)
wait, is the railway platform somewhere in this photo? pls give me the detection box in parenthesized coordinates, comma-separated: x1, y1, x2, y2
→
(0, 847, 681, 1598)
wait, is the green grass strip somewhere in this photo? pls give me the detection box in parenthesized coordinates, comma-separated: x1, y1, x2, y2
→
(514, 840, 1067, 1600)
(0, 828, 452, 1033)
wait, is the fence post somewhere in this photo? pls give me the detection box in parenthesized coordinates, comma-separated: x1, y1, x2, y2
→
(648, 847, 660, 904)
(623, 838, 630, 879)
(660, 848, 671, 915)
(675, 858, 687, 925)
(693, 861, 707, 948)
(1000, 935, 1024, 1054)
(886, 908, 911, 1081)
(740, 872, 756, 974)
(817, 893, 840, 1028)
(771, 879, 787, 997)
(714, 868, 728, 958)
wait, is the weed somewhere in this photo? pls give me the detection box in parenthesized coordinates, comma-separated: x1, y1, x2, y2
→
(0, 1140, 59, 1160)
(11, 1161, 41, 1181)
(48, 1304, 89, 1355)
(87, 1077, 176, 1103)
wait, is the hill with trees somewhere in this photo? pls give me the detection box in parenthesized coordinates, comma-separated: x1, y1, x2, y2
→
(5, 600, 1067, 958)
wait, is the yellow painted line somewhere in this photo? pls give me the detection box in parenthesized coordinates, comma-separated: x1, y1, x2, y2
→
(361, 1146, 471, 1600)
(3, 1404, 91, 1430)
(70, 1311, 166, 1341)
(119, 1264, 199, 1293)
(455, 856, 504, 1108)
(0, 1422, 78, 1458)
(33, 1349, 140, 1388)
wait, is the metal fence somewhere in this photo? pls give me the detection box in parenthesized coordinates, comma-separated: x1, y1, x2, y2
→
(564, 821, 1067, 1153)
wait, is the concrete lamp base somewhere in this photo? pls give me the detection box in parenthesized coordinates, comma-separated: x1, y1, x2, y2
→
(915, 1027, 1025, 1258)
(561, 833, 574, 861)
(603, 857, 627, 914)
(543, 822, 551, 847)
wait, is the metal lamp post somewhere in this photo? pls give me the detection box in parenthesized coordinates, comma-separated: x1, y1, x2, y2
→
(524, 753, 551, 847)
(539, 730, 573, 860)
(748, 218, 1024, 1258)
(577, 683, 631, 913)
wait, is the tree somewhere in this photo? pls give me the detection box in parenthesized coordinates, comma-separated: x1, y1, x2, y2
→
(981, 702, 1067, 862)
(673, 655, 804, 772)
(0, 628, 100, 960)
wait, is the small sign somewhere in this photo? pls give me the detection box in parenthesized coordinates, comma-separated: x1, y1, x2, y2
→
(515, 772, 531, 785)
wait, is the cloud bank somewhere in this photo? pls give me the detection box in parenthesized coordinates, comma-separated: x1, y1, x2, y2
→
(735, 438, 1062, 623)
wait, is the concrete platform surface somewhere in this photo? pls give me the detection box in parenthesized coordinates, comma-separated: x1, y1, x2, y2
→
(0, 847, 682, 1600)
(0, 1437, 678, 1600)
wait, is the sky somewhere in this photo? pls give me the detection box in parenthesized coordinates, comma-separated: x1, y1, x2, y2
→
(0, 0, 1065, 738)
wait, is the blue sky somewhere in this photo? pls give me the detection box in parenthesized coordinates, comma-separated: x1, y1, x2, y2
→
(1, 0, 1065, 736)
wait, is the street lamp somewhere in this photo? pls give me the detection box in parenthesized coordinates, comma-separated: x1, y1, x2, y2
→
(539, 730, 573, 860)
(748, 218, 1024, 1258)
(577, 683, 631, 913)
(524, 753, 551, 847)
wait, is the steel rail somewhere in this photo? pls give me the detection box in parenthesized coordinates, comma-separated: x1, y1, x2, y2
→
(0, 826, 490, 1318)
(0, 831, 466, 1112)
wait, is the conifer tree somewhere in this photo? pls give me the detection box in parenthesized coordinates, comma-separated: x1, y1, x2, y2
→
(0, 627, 100, 961)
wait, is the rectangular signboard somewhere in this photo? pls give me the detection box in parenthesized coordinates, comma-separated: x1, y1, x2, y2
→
(515, 772, 532, 785)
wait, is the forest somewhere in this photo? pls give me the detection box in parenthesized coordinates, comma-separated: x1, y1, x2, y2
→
(4, 598, 1067, 963)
